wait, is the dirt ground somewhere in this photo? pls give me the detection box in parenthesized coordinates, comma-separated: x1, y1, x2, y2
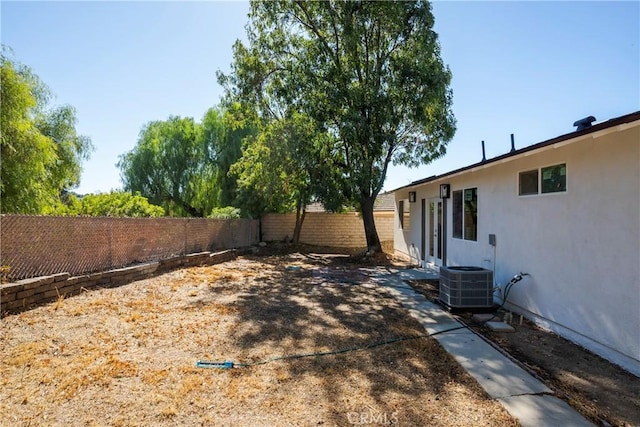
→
(408, 279, 640, 427)
(0, 249, 518, 426)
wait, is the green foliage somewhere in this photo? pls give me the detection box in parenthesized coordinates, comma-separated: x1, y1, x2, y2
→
(208, 206, 241, 219)
(1, 49, 93, 214)
(36, 105, 93, 190)
(220, 1, 456, 250)
(201, 104, 256, 209)
(231, 112, 324, 216)
(118, 116, 208, 217)
(118, 107, 254, 217)
(1, 54, 54, 213)
(199, 108, 227, 209)
(48, 191, 164, 217)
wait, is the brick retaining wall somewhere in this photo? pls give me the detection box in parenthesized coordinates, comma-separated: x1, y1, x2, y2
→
(0, 249, 241, 314)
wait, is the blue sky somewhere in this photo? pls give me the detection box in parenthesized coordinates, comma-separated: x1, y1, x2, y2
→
(2, 1, 639, 195)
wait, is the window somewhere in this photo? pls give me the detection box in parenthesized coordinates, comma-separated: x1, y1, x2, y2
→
(518, 170, 538, 195)
(541, 164, 566, 193)
(453, 188, 477, 241)
(518, 163, 566, 195)
(452, 191, 462, 238)
(429, 201, 435, 256)
(463, 188, 478, 241)
(398, 199, 410, 229)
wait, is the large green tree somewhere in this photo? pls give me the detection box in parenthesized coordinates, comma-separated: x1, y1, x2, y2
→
(221, 0, 456, 252)
(1, 51, 92, 213)
(231, 111, 328, 242)
(36, 105, 92, 192)
(202, 104, 256, 209)
(118, 116, 208, 217)
(118, 109, 250, 217)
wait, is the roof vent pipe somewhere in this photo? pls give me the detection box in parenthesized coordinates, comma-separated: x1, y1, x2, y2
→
(481, 140, 486, 162)
(510, 134, 515, 152)
(573, 116, 596, 131)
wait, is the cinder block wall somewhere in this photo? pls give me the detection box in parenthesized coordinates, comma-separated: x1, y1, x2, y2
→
(262, 212, 394, 248)
(0, 215, 259, 280)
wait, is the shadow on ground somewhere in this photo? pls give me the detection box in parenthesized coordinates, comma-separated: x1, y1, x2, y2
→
(206, 249, 510, 426)
(409, 278, 640, 427)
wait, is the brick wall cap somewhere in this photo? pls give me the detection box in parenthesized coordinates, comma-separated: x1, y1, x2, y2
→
(17, 277, 53, 287)
(1, 282, 21, 291)
(185, 252, 211, 258)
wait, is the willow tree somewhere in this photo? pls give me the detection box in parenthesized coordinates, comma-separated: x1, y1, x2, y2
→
(220, 0, 455, 252)
(118, 116, 208, 217)
(1, 51, 92, 213)
(119, 107, 254, 217)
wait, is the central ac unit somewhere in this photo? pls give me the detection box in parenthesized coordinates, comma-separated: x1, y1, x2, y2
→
(439, 266, 494, 309)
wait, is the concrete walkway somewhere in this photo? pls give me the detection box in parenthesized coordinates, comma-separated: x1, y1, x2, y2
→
(370, 267, 593, 427)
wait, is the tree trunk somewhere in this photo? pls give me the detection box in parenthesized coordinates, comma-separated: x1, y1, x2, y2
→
(292, 203, 306, 244)
(174, 198, 202, 217)
(183, 204, 202, 218)
(361, 196, 381, 253)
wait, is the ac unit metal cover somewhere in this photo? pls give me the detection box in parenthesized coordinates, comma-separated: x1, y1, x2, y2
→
(439, 266, 494, 309)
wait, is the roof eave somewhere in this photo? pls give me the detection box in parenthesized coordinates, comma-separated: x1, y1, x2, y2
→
(392, 110, 640, 193)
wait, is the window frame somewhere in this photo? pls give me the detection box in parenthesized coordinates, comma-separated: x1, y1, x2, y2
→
(518, 169, 539, 196)
(463, 188, 478, 241)
(517, 162, 567, 197)
(452, 187, 477, 242)
(452, 190, 463, 239)
(541, 163, 567, 194)
(398, 199, 410, 230)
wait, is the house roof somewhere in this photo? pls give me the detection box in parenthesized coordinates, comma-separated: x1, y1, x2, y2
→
(304, 202, 327, 213)
(393, 110, 640, 192)
(373, 192, 396, 211)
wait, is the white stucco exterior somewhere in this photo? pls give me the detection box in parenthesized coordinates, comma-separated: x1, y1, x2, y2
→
(393, 113, 640, 376)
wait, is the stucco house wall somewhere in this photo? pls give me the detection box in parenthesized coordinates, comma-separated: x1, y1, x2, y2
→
(393, 114, 640, 376)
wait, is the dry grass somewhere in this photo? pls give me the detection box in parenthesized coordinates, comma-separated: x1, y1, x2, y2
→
(408, 279, 640, 427)
(1, 253, 518, 426)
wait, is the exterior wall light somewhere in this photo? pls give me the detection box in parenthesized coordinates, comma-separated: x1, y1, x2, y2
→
(440, 184, 451, 199)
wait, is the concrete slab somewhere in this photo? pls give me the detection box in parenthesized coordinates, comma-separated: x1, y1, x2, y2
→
(371, 268, 593, 426)
(473, 313, 501, 322)
(375, 277, 464, 334)
(395, 268, 440, 281)
(486, 321, 516, 332)
(408, 311, 467, 335)
(498, 394, 594, 427)
(434, 332, 551, 398)
(378, 273, 550, 398)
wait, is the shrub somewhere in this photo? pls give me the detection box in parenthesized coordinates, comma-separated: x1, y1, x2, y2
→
(208, 206, 241, 219)
(48, 191, 165, 217)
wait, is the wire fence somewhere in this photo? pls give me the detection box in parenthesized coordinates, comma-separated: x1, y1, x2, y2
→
(0, 215, 259, 280)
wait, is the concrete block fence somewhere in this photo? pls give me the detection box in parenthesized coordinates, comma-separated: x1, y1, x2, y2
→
(0, 215, 259, 280)
(261, 212, 394, 248)
(0, 211, 395, 314)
